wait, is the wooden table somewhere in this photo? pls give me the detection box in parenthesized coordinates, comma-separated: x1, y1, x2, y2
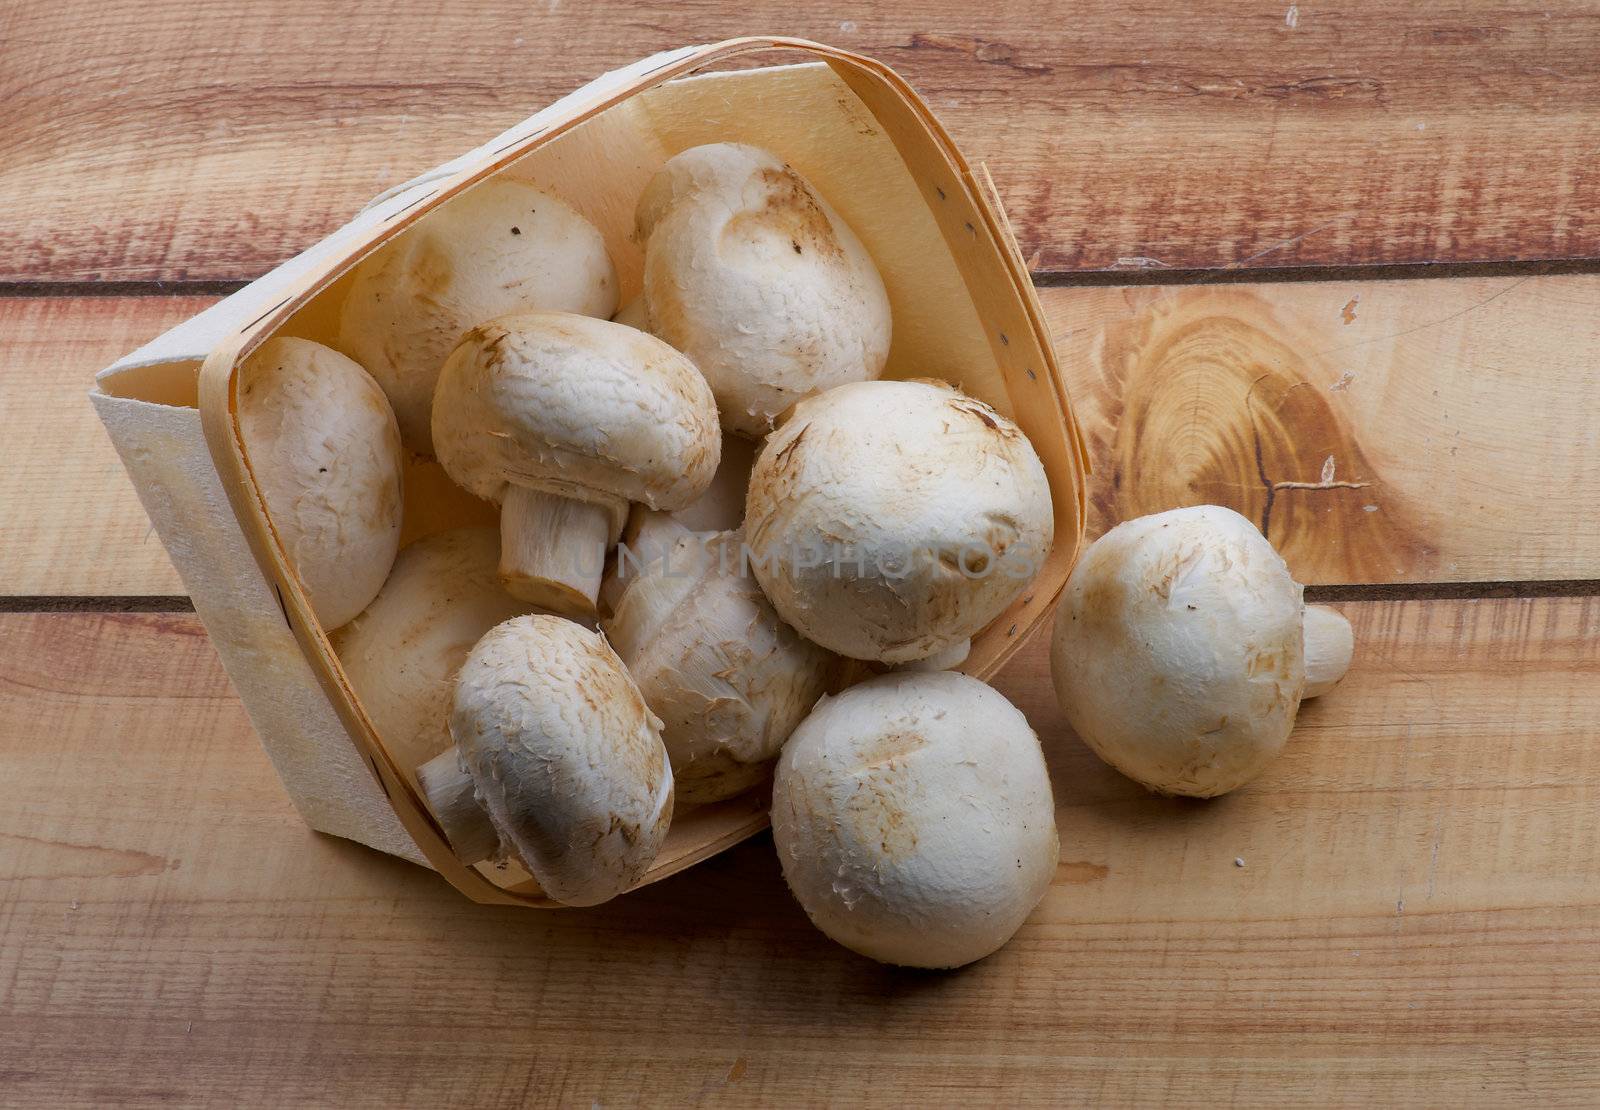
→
(4, 4, 1599, 1105)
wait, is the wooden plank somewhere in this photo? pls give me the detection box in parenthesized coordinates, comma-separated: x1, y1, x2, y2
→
(12, 277, 1599, 596)
(0, 296, 206, 596)
(1049, 273, 1600, 584)
(4, 1, 1599, 283)
(2, 602, 1596, 1105)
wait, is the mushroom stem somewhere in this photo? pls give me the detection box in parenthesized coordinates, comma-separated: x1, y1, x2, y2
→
(416, 749, 499, 865)
(671, 435, 757, 534)
(603, 516, 709, 644)
(499, 487, 613, 617)
(1303, 605, 1355, 699)
(896, 638, 971, 672)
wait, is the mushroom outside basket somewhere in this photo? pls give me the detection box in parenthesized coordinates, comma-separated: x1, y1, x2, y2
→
(90, 38, 1091, 907)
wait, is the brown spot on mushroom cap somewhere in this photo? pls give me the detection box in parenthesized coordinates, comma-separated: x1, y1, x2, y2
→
(633, 143, 891, 439)
(720, 166, 847, 265)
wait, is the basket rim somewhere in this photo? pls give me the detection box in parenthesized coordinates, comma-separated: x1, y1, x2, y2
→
(196, 35, 1090, 907)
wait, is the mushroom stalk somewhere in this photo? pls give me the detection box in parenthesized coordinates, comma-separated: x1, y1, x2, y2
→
(416, 750, 499, 865)
(498, 487, 616, 615)
(603, 517, 835, 805)
(671, 435, 757, 534)
(432, 312, 720, 624)
(1302, 605, 1355, 699)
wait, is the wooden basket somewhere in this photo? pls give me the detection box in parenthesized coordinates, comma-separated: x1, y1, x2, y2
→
(92, 37, 1090, 907)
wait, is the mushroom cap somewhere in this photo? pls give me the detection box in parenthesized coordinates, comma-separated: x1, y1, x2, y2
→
(431, 311, 721, 533)
(237, 336, 403, 630)
(772, 671, 1059, 968)
(1050, 505, 1306, 797)
(331, 529, 531, 779)
(745, 379, 1054, 663)
(604, 522, 834, 804)
(450, 614, 673, 907)
(636, 143, 891, 438)
(337, 179, 618, 454)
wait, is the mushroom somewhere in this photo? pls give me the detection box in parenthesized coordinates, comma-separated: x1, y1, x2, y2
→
(744, 379, 1054, 664)
(237, 336, 403, 630)
(430, 310, 721, 618)
(772, 670, 1059, 968)
(609, 297, 753, 535)
(415, 614, 673, 906)
(337, 178, 617, 454)
(895, 638, 971, 673)
(331, 528, 531, 779)
(670, 434, 757, 535)
(1049, 504, 1356, 797)
(635, 143, 892, 438)
(602, 513, 834, 804)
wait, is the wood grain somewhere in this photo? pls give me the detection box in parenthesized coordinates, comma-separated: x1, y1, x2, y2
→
(0, 295, 207, 596)
(27, 275, 1600, 597)
(4, 1, 1599, 283)
(2, 603, 1595, 1106)
(1049, 274, 1600, 584)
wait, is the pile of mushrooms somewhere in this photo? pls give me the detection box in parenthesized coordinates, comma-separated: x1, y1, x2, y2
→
(236, 141, 1356, 970)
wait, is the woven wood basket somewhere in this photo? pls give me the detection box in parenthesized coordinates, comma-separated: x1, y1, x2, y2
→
(92, 37, 1090, 906)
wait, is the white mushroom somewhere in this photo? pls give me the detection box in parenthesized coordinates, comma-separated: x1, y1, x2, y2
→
(744, 379, 1054, 664)
(635, 143, 892, 438)
(416, 614, 673, 906)
(237, 336, 403, 630)
(431, 310, 721, 618)
(670, 434, 757, 534)
(331, 528, 532, 780)
(602, 514, 834, 804)
(337, 178, 617, 454)
(772, 671, 1059, 969)
(609, 300, 753, 536)
(894, 638, 971, 673)
(1050, 505, 1356, 797)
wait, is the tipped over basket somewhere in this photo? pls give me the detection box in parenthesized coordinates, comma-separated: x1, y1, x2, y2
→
(92, 37, 1090, 907)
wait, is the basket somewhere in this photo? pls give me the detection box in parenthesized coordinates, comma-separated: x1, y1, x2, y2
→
(92, 37, 1090, 906)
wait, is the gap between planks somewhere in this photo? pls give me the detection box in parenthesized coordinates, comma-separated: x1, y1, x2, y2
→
(6, 580, 1600, 614)
(6, 256, 1600, 300)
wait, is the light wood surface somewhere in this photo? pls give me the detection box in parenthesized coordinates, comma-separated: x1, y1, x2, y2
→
(0, 296, 203, 596)
(6, 5, 1600, 1105)
(5, 1, 1600, 282)
(17, 277, 1600, 597)
(3, 602, 1597, 1105)
(1047, 275, 1600, 583)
